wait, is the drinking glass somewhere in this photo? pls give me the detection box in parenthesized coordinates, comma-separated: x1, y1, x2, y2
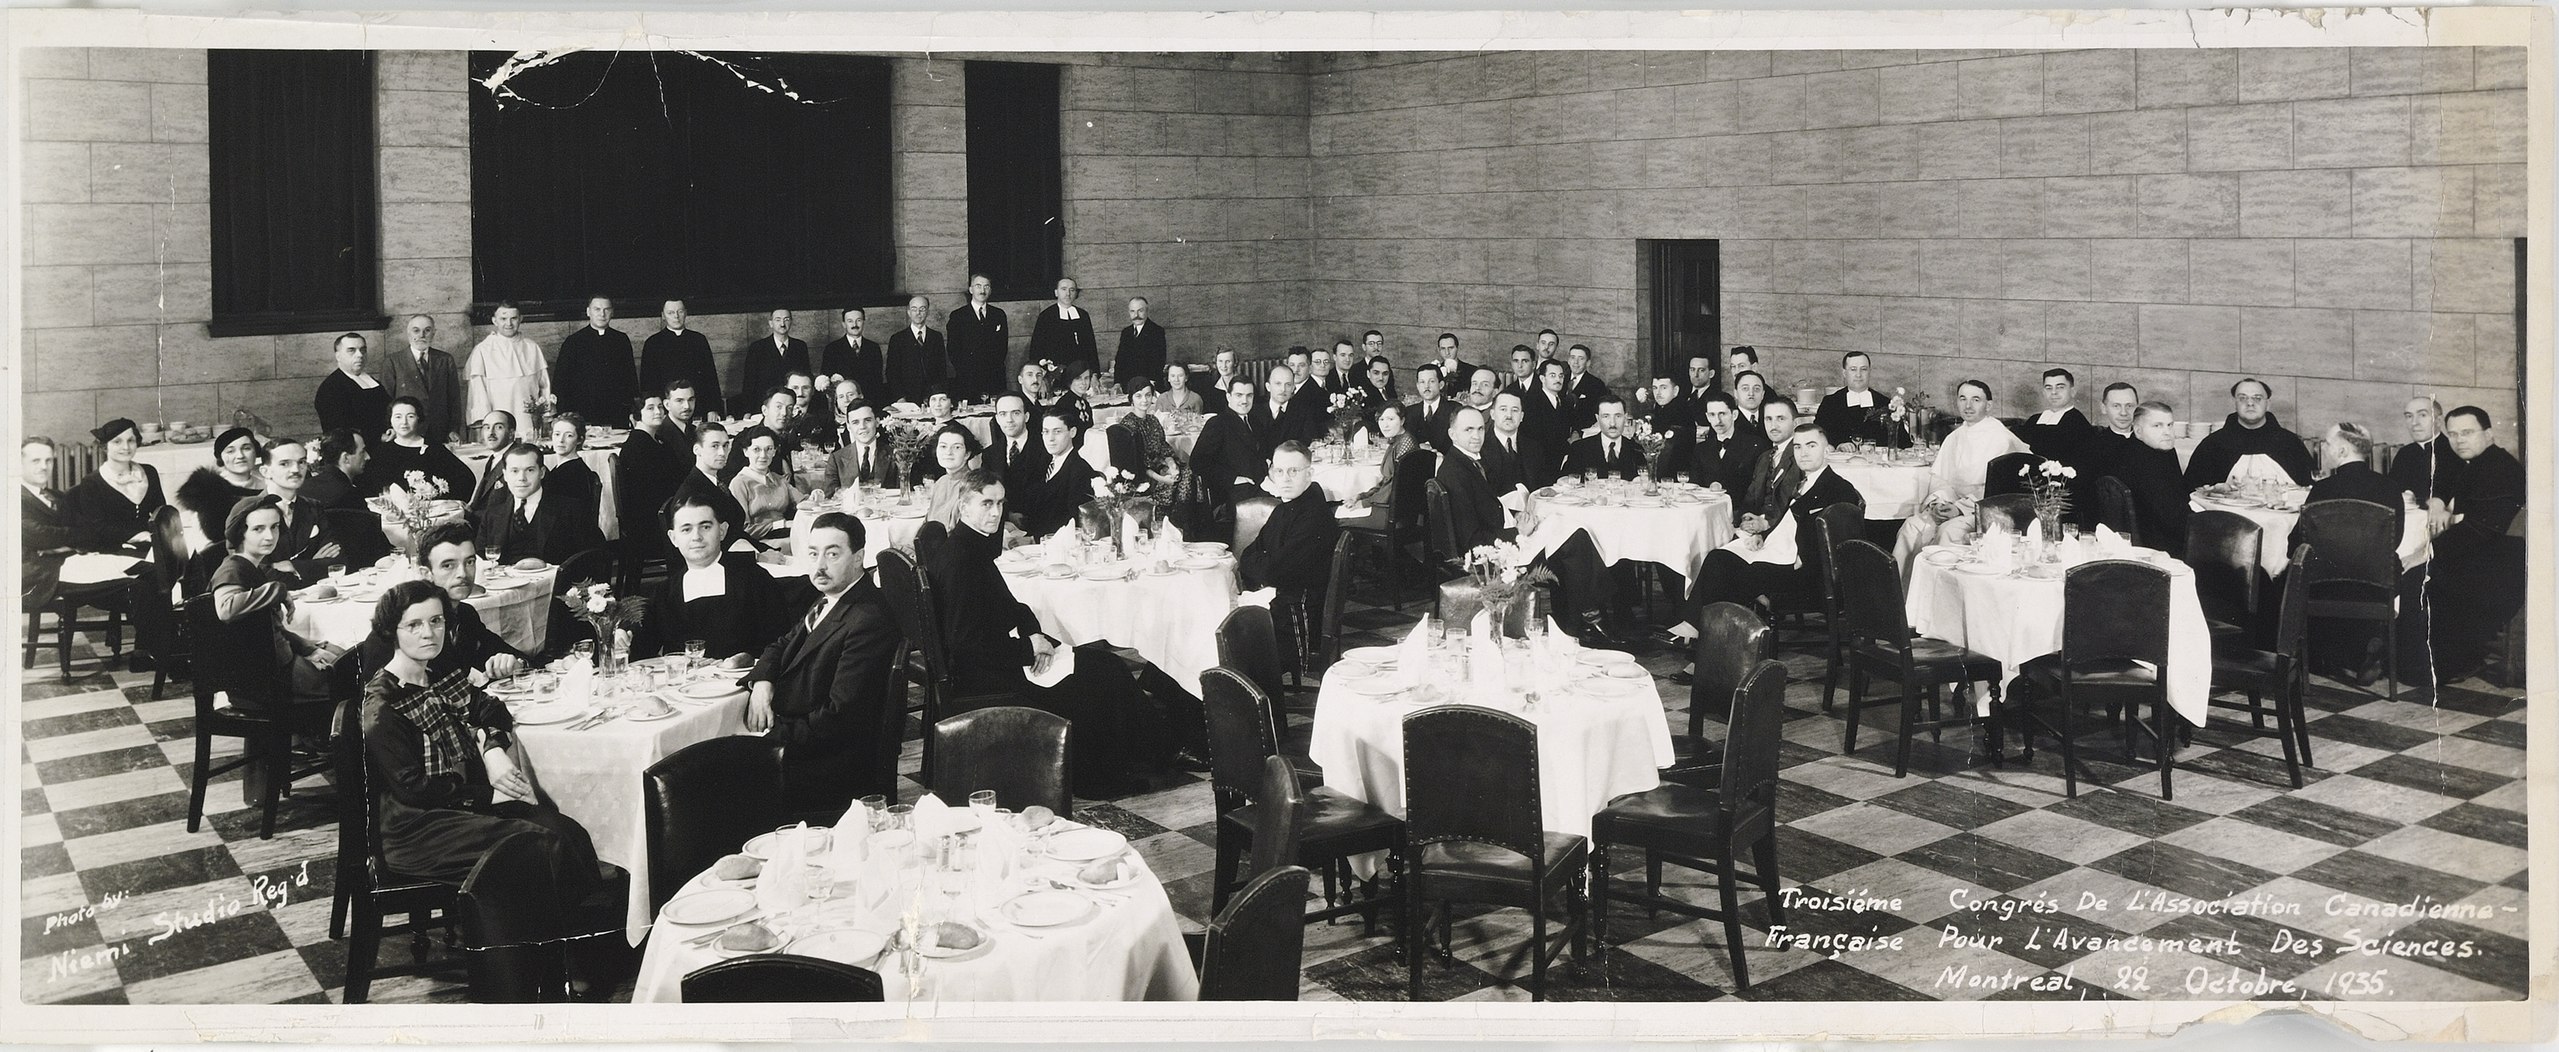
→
(860, 795, 890, 830)
(1582, 470, 1597, 486)
(684, 639, 708, 670)
(1674, 472, 1691, 486)
(969, 790, 997, 818)
(884, 803, 915, 834)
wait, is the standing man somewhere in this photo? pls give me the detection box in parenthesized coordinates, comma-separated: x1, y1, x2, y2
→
(820, 306, 886, 409)
(641, 299, 723, 418)
(744, 512, 906, 824)
(553, 296, 637, 426)
(2014, 367, 2096, 467)
(384, 314, 467, 443)
(886, 294, 949, 405)
(466, 301, 551, 429)
(945, 274, 1009, 401)
(736, 308, 811, 409)
(314, 332, 391, 438)
(2183, 377, 2314, 487)
(1563, 344, 1612, 426)
(1114, 296, 1167, 393)
(1028, 277, 1100, 376)
(1814, 351, 1905, 448)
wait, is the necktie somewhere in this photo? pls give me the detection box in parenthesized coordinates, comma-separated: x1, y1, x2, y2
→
(976, 306, 985, 321)
(806, 601, 825, 633)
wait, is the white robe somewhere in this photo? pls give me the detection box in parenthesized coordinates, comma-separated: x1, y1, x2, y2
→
(1893, 416, 2030, 571)
(466, 333, 552, 429)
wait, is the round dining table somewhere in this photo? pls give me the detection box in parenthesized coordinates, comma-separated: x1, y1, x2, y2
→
(505, 656, 751, 942)
(781, 495, 933, 569)
(1824, 449, 1937, 521)
(1307, 643, 1676, 872)
(631, 804, 1198, 1003)
(1904, 543, 2213, 726)
(2188, 490, 2431, 577)
(283, 560, 557, 653)
(1525, 480, 1733, 580)
(996, 545, 1238, 695)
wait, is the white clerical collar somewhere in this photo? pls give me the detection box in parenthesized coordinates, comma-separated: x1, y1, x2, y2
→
(348, 371, 379, 389)
(1843, 389, 1873, 407)
(1057, 305, 1079, 320)
(681, 561, 727, 600)
(2037, 408, 2071, 424)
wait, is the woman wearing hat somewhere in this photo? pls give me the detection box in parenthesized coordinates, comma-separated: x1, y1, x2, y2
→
(177, 427, 266, 549)
(65, 418, 168, 552)
(208, 494, 345, 709)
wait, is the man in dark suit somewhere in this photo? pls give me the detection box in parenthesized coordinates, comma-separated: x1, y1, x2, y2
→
(1189, 378, 1268, 514)
(640, 300, 724, 418)
(20, 437, 119, 614)
(1645, 372, 1698, 434)
(1663, 391, 1767, 494)
(305, 428, 369, 510)
(1563, 344, 1612, 425)
(672, 424, 750, 542)
(1740, 398, 1799, 511)
(554, 296, 637, 427)
(1523, 359, 1577, 458)
(2388, 395, 2461, 505)
(1027, 277, 1100, 376)
(2428, 406, 2525, 683)
(1407, 363, 1459, 453)
(649, 380, 705, 457)
(945, 275, 1009, 401)
(356, 520, 528, 682)
(383, 314, 467, 443)
(984, 394, 1046, 493)
(1435, 406, 1622, 641)
(1483, 391, 1546, 492)
(745, 512, 905, 823)
(821, 307, 886, 409)
(1814, 350, 1904, 448)
(1429, 333, 1478, 398)
(736, 309, 812, 410)
(2289, 422, 2427, 689)
(1307, 340, 1353, 402)
(464, 411, 517, 511)
(1687, 420, 1865, 623)
(2106, 402, 2193, 559)
(474, 444, 604, 566)
(886, 295, 950, 405)
(1563, 398, 1648, 480)
(1238, 443, 1339, 597)
(255, 439, 341, 571)
(820, 402, 900, 493)
(1251, 365, 1326, 458)
(2015, 367, 2099, 468)
(1010, 413, 1098, 538)
(1114, 296, 1168, 393)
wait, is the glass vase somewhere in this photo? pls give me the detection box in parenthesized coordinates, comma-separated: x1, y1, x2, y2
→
(2036, 510, 2064, 560)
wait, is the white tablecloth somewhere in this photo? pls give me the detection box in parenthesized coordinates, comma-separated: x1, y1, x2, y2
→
(284, 564, 557, 652)
(1001, 556, 1237, 695)
(1525, 486, 1733, 579)
(631, 812, 1198, 1003)
(1827, 459, 1935, 520)
(1311, 455, 1383, 503)
(516, 680, 749, 942)
(783, 503, 931, 569)
(2187, 494, 2431, 577)
(1076, 419, 1204, 477)
(1307, 661, 1675, 847)
(1904, 548, 2213, 726)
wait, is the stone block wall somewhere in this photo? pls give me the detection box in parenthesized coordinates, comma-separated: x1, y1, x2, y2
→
(1304, 47, 2526, 439)
(19, 49, 1315, 446)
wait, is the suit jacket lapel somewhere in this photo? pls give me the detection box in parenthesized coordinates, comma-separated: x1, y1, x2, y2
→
(780, 586, 857, 675)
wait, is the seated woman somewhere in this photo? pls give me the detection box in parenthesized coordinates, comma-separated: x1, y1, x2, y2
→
(65, 418, 167, 552)
(914, 423, 983, 529)
(209, 495, 345, 709)
(1030, 361, 1093, 436)
(369, 396, 478, 502)
(177, 426, 265, 550)
(726, 428, 800, 541)
(1107, 383, 1184, 496)
(360, 579, 620, 962)
(1340, 402, 1418, 530)
(1158, 363, 1204, 413)
(634, 491, 793, 662)
(1892, 379, 2029, 570)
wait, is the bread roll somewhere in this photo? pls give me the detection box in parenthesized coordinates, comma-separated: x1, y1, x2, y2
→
(931, 921, 982, 951)
(712, 854, 762, 881)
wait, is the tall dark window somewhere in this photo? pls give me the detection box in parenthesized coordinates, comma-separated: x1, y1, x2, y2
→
(965, 61, 1063, 293)
(467, 51, 894, 320)
(206, 50, 383, 337)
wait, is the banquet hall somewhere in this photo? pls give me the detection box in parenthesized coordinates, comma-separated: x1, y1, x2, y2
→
(16, 40, 2534, 1010)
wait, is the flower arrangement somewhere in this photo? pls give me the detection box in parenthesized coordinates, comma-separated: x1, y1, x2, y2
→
(1632, 418, 1669, 470)
(367, 470, 460, 562)
(882, 418, 931, 483)
(1327, 384, 1372, 442)
(1462, 541, 1552, 637)
(2022, 459, 2077, 543)
(559, 579, 648, 670)
(1081, 467, 1158, 553)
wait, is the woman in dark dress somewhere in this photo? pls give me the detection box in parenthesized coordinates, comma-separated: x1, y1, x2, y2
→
(207, 495, 344, 708)
(360, 579, 613, 909)
(632, 491, 794, 661)
(65, 418, 167, 552)
(176, 426, 265, 548)
(369, 396, 477, 501)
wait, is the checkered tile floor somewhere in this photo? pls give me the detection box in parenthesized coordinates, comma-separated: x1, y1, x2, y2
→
(18, 592, 2528, 1005)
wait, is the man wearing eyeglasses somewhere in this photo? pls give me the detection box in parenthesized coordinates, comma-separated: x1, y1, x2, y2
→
(2183, 377, 2314, 488)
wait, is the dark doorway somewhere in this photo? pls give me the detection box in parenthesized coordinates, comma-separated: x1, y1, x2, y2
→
(1641, 240, 1720, 384)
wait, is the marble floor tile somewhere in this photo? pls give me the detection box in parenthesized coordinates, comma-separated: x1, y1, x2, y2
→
(2293, 849, 2485, 909)
(22, 722, 160, 765)
(2419, 801, 2527, 850)
(125, 946, 324, 1005)
(43, 766, 189, 813)
(1896, 831, 2076, 894)
(2357, 824, 2526, 885)
(2349, 753, 2516, 801)
(2159, 816, 2349, 874)
(1971, 808, 2150, 866)
(1788, 801, 1960, 858)
(2402, 733, 2525, 776)
(62, 819, 227, 873)
(2288, 773, 2465, 826)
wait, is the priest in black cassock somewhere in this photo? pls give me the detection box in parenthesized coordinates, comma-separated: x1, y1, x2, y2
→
(2388, 395, 2463, 505)
(2013, 367, 2097, 467)
(1812, 351, 1906, 448)
(2182, 378, 2315, 488)
(2427, 406, 2526, 683)
(2106, 402, 2192, 559)
(554, 297, 637, 426)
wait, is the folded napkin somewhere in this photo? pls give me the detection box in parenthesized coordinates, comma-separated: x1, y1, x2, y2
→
(911, 794, 964, 839)
(1546, 616, 1581, 661)
(757, 821, 810, 916)
(1027, 640, 1076, 688)
(833, 797, 873, 845)
(2092, 523, 2125, 555)
(59, 552, 146, 586)
(1976, 529, 2016, 573)
(1044, 527, 1079, 563)
(1397, 618, 1432, 686)
(1469, 634, 1507, 695)
(1236, 588, 1276, 609)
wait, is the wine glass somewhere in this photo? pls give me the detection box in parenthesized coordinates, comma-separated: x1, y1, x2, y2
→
(683, 639, 708, 673)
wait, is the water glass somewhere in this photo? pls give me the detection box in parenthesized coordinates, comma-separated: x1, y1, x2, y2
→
(1674, 472, 1691, 486)
(684, 639, 708, 669)
(969, 789, 997, 817)
(884, 803, 915, 834)
(860, 794, 890, 829)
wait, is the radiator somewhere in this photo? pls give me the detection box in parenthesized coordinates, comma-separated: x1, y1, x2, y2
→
(54, 440, 101, 491)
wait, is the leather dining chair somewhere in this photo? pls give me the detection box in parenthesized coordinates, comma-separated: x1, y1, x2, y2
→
(683, 954, 885, 1002)
(643, 736, 789, 912)
(456, 831, 571, 1003)
(928, 706, 1072, 816)
(1400, 704, 1587, 1001)
(1834, 540, 2004, 777)
(2000, 558, 2176, 799)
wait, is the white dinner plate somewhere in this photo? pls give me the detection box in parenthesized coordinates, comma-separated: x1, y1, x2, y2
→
(487, 678, 534, 696)
(509, 701, 586, 726)
(1045, 827, 1128, 862)
(788, 928, 888, 964)
(1574, 650, 1622, 668)
(711, 924, 787, 957)
(1175, 556, 1224, 570)
(743, 827, 832, 860)
(627, 702, 682, 722)
(1600, 662, 1648, 680)
(1953, 561, 2010, 576)
(1003, 890, 1096, 928)
(1342, 647, 1398, 667)
(1922, 548, 1965, 566)
(662, 888, 756, 926)
(1040, 564, 1079, 579)
(1074, 857, 1141, 891)
(678, 679, 739, 700)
